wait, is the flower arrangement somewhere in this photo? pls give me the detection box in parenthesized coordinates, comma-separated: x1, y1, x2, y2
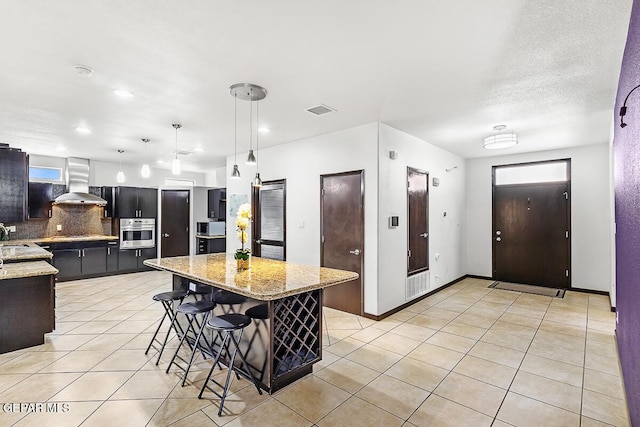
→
(234, 203, 252, 270)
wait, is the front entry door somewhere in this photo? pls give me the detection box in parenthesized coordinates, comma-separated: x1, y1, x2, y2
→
(252, 180, 286, 261)
(161, 190, 190, 257)
(493, 182, 570, 288)
(321, 170, 364, 315)
(408, 167, 429, 275)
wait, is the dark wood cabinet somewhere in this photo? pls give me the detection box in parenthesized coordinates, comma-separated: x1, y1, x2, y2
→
(208, 188, 226, 220)
(116, 186, 157, 218)
(28, 182, 53, 219)
(118, 247, 156, 271)
(81, 247, 107, 276)
(52, 249, 83, 280)
(197, 237, 226, 254)
(101, 186, 115, 218)
(106, 241, 119, 272)
(0, 147, 28, 223)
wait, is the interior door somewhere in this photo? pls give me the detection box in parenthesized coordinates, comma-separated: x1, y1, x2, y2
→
(321, 170, 364, 315)
(252, 180, 286, 260)
(408, 167, 429, 275)
(493, 182, 570, 288)
(161, 190, 190, 257)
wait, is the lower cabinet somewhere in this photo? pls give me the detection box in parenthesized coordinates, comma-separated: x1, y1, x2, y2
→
(197, 237, 226, 254)
(118, 247, 156, 271)
(107, 241, 119, 272)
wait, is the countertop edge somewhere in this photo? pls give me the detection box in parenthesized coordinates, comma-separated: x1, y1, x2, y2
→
(143, 258, 358, 301)
(0, 261, 59, 281)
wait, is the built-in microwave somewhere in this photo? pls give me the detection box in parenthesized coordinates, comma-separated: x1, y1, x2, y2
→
(120, 218, 155, 249)
(197, 221, 226, 236)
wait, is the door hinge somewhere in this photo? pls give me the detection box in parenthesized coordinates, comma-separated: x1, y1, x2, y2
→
(565, 230, 569, 238)
(566, 269, 569, 277)
(407, 180, 410, 189)
(321, 235, 325, 243)
(563, 191, 568, 200)
(408, 249, 411, 257)
(321, 188, 325, 196)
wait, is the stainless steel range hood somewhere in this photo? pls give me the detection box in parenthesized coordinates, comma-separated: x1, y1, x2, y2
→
(53, 158, 107, 206)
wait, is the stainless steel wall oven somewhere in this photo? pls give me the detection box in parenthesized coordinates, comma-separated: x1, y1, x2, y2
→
(119, 218, 155, 249)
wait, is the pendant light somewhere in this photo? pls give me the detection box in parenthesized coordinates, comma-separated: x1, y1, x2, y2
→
(253, 96, 262, 187)
(140, 138, 151, 178)
(116, 149, 125, 183)
(172, 124, 181, 175)
(231, 91, 241, 179)
(246, 87, 256, 165)
(230, 83, 267, 180)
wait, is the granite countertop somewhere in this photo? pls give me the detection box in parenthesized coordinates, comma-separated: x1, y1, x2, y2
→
(5, 235, 119, 244)
(144, 253, 359, 301)
(0, 243, 53, 261)
(195, 234, 226, 239)
(0, 260, 58, 280)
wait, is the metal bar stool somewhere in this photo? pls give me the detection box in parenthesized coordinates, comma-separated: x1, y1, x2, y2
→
(145, 290, 189, 365)
(212, 288, 247, 314)
(166, 299, 216, 386)
(245, 303, 269, 382)
(198, 313, 263, 415)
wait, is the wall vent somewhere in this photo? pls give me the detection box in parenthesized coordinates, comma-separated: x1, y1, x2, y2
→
(406, 271, 429, 301)
(305, 104, 336, 116)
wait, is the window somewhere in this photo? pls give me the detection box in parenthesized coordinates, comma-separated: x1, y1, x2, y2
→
(29, 166, 62, 182)
(494, 160, 569, 185)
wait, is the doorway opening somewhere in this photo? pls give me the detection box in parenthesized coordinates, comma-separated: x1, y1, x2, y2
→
(251, 179, 286, 261)
(492, 159, 571, 288)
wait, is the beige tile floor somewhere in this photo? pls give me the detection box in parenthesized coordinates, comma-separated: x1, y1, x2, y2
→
(0, 272, 631, 426)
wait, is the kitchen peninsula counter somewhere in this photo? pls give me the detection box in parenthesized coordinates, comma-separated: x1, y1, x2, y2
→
(0, 242, 53, 262)
(144, 253, 358, 393)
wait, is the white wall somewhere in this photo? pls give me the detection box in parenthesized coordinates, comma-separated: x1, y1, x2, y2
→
(377, 123, 467, 314)
(465, 144, 612, 292)
(226, 123, 380, 314)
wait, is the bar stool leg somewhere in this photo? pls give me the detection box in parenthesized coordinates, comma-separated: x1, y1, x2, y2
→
(180, 311, 211, 386)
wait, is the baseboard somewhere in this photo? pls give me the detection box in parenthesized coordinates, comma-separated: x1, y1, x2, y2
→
(362, 275, 468, 321)
(570, 287, 609, 295)
(466, 274, 493, 280)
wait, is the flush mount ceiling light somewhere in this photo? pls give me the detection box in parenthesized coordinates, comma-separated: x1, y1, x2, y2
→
(74, 65, 94, 76)
(229, 83, 268, 183)
(483, 125, 518, 150)
(172, 124, 182, 175)
(116, 149, 125, 183)
(258, 127, 270, 134)
(112, 88, 135, 98)
(140, 138, 151, 178)
(75, 126, 91, 134)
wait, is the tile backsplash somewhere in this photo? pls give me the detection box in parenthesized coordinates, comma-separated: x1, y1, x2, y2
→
(5, 205, 112, 240)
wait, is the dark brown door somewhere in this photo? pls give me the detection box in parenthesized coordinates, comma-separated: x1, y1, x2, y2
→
(252, 180, 286, 260)
(408, 167, 429, 275)
(321, 170, 364, 315)
(161, 190, 190, 257)
(493, 182, 570, 288)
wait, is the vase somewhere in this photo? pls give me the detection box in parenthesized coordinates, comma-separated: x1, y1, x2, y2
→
(236, 256, 250, 271)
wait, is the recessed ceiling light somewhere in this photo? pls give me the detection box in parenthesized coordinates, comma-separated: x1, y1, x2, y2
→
(56, 146, 66, 151)
(193, 147, 204, 153)
(258, 127, 270, 133)
(112, 89, 135, 98)
(75, 126, 91, 134)
(74, 65, 94, 76)
(156, 159, 165, 164)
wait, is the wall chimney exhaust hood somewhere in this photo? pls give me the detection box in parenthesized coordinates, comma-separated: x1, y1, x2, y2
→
(53, 157, 107, 206)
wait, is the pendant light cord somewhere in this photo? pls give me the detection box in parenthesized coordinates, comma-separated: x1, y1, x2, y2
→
(256, 98, 259, 170)
(249, 88, 253, 151)
(234, 92, 238, 164)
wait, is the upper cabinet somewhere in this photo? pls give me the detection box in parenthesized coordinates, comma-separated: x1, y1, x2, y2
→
(115, 186, 157, 218)
(101, 186, 114, 218)
(0, 147, 28, 223)
(28, 182, 53, 219)
(208, 188, 226, 221)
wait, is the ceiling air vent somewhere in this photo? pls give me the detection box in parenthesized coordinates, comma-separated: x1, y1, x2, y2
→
(175, 150, 193, 156)
(305, 104, 336, 116)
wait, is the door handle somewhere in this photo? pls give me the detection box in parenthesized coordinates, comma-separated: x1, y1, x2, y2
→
(420, 233, 428, 238)
(496, 237, 502, 242)
(496, 230, 501, 235)
(255, 239, 262, 244)
(163, 233, 170, 237)
(349, 249, 361, 255)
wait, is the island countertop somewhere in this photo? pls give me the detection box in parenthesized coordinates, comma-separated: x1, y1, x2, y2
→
(0, 242, 53, 261)
(144, 253, 358, 301)
(0, 260, 58, 280)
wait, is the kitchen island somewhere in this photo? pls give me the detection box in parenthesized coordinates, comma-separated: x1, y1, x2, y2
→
(144, 253, 358, 393)
(0, 243, 58, 353)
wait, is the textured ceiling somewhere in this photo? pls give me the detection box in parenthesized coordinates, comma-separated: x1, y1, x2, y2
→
(0, 0, 632, 172)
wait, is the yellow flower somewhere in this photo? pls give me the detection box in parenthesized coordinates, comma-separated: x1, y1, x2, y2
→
(235, 217, 249, 231)
(237, 203, 252, 220)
